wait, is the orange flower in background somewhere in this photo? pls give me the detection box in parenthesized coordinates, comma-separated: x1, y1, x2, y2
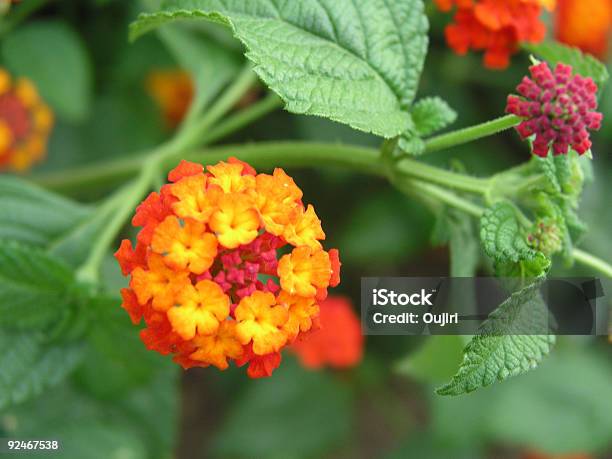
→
(0, 69, 53, 171)
(146, 69, 194, 127)
(435, 0, 555, 69)
(115, 158, 341, 378)
(291, 296, 363, 370)
(555, 0, 612, 59)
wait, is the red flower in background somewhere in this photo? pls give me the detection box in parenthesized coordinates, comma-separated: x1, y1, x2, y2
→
(291, 296, 363, 370)
(435, 0, 554, 69)
(555, 0, 612, 59)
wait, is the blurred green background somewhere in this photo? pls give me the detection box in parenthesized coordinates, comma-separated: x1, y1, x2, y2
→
(0, 1, 610, 458)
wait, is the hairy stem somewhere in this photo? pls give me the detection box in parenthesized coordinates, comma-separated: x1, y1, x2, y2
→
(572, 249, 612, 278)
(424, 114, 522, 154)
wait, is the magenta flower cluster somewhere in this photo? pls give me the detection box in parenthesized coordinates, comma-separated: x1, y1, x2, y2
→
(201, 232, 281, 304)
(506, 62, 602, 157)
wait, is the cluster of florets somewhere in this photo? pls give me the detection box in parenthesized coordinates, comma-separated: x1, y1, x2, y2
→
(115, 158, 341, 378)
(527, 219, 563, 256)
(0, 69, 53, 171)
(506, 62, 602, 157)
(434, 0, 553, 69)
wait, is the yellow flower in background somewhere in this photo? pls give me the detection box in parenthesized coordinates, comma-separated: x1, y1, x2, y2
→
(0, 69, 53, 172)
(145, 69, 194, 128)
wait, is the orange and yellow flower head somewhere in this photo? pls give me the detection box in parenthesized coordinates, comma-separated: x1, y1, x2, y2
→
(115, 158, 341, 378)
(435, 0, 555, 69)
(0, 68, 53, 171)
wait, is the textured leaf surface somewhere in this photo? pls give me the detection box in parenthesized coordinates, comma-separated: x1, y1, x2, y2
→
(411, 96, 457, 136)
(0, 176, 91, 247)
(480, 202, 535, 263)
(0, 330, 83, 410)
(0, 240, 74, 330)
(437, 283, 555, 396)
(523, 41, 609, 89)
(131, 0, 429, 137)
(2, 20, 92, 121)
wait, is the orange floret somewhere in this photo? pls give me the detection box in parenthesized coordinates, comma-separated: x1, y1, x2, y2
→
(130, 253, 190, 312)
(151, 216, 217, 274)
(189, 320, 244, 369)
(209, 192, 260, 249)
(167, 280, 230, 340)
(235, 291, 289, 355)
(283, 204, 325, 250)
(207, 160, 256, 193)
(277, 291, 319, 341)
(278, 246, 332, 297)
(254, 168, 303, 236)
(168, 159, 204, 183)
(170, 175, 218, 223)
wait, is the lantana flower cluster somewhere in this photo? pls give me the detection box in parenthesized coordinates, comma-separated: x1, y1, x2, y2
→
(506, 62, 602, 156)
(115, 158, 341, 378)
(0, 69, 53, 171)
(435, 0, 554, 69)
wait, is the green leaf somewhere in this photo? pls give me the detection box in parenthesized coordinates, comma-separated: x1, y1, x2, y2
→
(411, 96, 457, 137)
(395, 335, 465, 384)
(480, 202, 534, 263)
(74, 295, 167, 399)
(130, 0, 429, 137)
(437, 282, 555, 396)
(523, 41, 609, 89)
(485, 349, 612, 454)
(213, 358, 352, 458)
(398, 126, 426, 156)
(2, 20, 92, 122)
(431, 348, 612, 454)
(0, 330, 83, 410)
(0, 176, 91, 247)
(0, 240, 75, 331)
(157, 25, 242, 119)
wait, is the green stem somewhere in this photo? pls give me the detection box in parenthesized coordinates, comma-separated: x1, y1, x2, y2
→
(395, 179, 485, 218)
(424, 114, 522, 154)
(572, 249, 612, 278)
(75, 158, 161, 284)
(395, 157, 490, 194)
(203, 93, 282, 143)
(33, 93, 283, 194)
(75, 68, 259, 283)
(174, 64, 257, 148)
